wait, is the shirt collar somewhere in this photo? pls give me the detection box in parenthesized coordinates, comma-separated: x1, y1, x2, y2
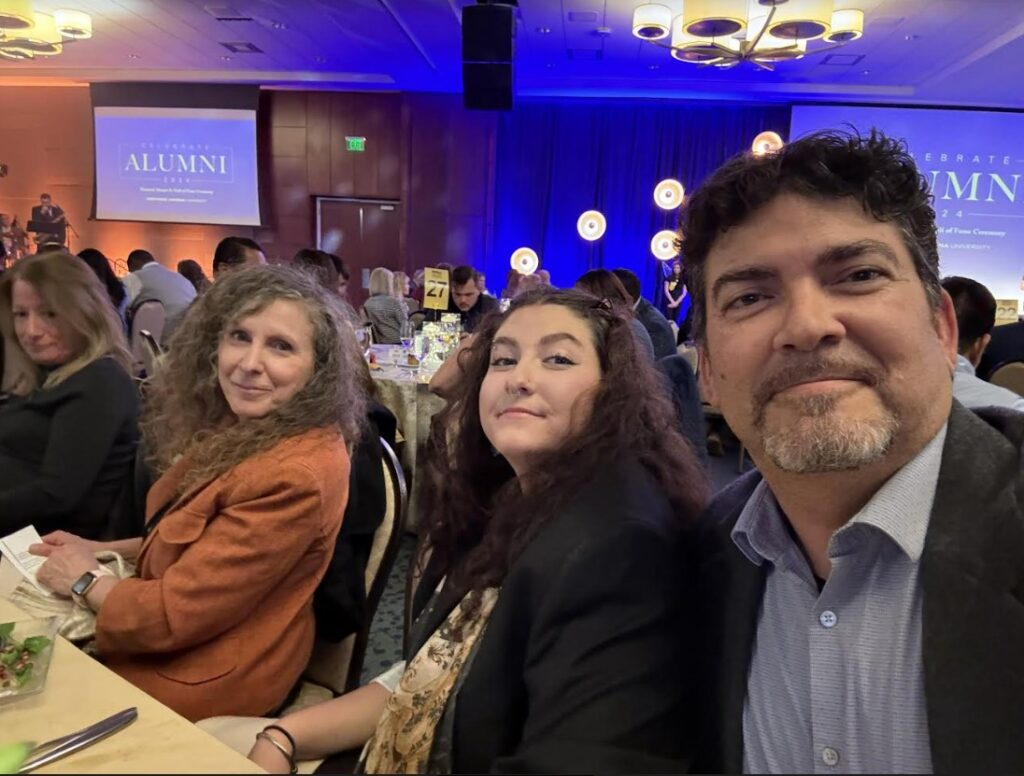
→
(632, 297, 641, 311)
(731, 423, 948, 567)
(837, 423, 946, 562)
(954, 354, 976, 376)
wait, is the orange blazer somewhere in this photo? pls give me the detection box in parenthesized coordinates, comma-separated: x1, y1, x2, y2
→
(95, 427, 350, 722)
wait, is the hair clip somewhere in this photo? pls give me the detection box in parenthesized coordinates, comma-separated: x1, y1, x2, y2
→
(595, 297, 613, 311)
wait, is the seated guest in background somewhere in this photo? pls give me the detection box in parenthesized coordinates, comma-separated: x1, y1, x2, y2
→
(124, 249, 197, 345)
(0, 253, 137, 538)
(212, 235, 266, 279)
(391, 270, 418, 313)
(362, 267, 408, 344)
(293, 248, 339, 289)
(502, 268, 522, 299)
(475, 270, 492, 297)
(410, 267, 426, 305)
(537, 268, 552, 287)
(33, 265, 364, 722)
(246, 289, 708, 774)
(977, 310, 1024, 380)
(327, 253, 361, 324)
(575, 268, 655, 360)
(295, 249, 360, 324)
(36, 241, 65, 254)
(685, 130, 1024, 773)
(512, 272, 543, 297)
(612, 268, 676, 359)
(78, 248, 129, 323)
(449, 264, 499, 332)
(328, 253, 350, 300)
(177, 259, 212, 295)
(942, 276, 1024, 410)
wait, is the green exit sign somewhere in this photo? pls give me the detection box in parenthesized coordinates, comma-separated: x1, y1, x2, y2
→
(345, 136, 366, 152)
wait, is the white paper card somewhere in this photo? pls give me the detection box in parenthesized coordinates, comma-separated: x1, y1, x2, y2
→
(0, 525, 53, 596)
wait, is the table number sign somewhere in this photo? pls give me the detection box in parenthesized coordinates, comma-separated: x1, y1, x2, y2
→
(423, 268, 450, 311)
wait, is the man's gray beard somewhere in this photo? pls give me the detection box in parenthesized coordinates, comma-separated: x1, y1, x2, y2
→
(756, 393, 900, 474)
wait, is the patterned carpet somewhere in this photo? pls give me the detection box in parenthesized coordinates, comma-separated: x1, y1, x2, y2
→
(359, 443, 750, 683)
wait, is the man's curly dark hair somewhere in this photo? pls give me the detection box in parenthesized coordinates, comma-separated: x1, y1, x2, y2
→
(676, 129, 942, 342)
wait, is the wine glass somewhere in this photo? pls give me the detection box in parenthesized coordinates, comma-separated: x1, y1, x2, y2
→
(399, 321, 414, 365)
(354, 325, 372, 360)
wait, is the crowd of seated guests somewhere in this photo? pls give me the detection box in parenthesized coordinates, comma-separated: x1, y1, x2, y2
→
(1, 128, 1023, 776)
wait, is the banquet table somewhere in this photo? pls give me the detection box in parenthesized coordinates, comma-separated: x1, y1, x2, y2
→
(368, 344, 447, 529)
(0, 591, 262, 774)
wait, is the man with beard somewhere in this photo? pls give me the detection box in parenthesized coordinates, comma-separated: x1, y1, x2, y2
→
(685, 130, 1024, 774)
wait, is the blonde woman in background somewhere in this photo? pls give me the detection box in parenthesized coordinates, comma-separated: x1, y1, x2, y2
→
(32, 265, 365, 721)
(363, 267, 408, 344)
(0, 253, 138, 538)
(392, 270, 419, 314)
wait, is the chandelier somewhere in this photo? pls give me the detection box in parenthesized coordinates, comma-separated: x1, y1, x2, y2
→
(632, 0, 864, 70)
(0, 1, 93, 61)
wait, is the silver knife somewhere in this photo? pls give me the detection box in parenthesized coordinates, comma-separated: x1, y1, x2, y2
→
(19, 707, 138, 773)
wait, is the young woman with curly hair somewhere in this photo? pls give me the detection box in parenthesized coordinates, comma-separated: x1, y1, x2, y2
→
(33, 264, 367, 721)
(244, 288, 709, 774)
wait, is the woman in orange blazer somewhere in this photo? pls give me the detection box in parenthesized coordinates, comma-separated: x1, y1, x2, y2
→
(34, 265, 368, 722)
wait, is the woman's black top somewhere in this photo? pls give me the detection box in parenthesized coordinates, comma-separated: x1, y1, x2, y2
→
(0, 356, 139, 538)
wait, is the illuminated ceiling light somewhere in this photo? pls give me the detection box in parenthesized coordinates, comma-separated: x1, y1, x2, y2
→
(824, 8, 864, 43)
(0, 0, 33, 30)
(635, 0, 864, 70)
(670, 15, 739, 64)
(631, 3, 672, 41)
(577, 210, 607, 241)
(12, 12, 63, 55)
(651, 230, 678, 261)
(510, 247, 539, 275)
(653, 178, 685, 210)
(0, 43, 34, 59)
(682, 0, 747, 37)
(54, 9, 93, 39)
(765, 0, 832, 42)
(751, 131, 785, 156)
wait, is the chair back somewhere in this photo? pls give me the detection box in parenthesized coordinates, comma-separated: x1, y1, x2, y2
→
(303, 436, 407, 694)
(989, 361, 1024, 397)
(138, 329, 163, 379)
(129, 300, 165, 376)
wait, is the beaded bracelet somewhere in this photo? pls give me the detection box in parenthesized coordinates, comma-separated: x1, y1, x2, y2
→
(256, 730, 297, 774)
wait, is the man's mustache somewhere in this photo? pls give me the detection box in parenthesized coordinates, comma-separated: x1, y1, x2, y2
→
(753, 357, 883, 411)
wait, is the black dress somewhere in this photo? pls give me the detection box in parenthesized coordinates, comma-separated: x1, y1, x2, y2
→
(0, 356, 139, 538)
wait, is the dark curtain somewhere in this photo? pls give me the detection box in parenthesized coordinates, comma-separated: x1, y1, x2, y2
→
(488, 99, 790, 301)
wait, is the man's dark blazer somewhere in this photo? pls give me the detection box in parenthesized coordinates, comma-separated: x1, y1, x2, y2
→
(636, 297, 677, 360)
(406, 459, 699, 774)
(694, 403, 1024, 774)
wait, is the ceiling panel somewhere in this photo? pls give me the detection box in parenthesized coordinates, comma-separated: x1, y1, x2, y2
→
(0, 0, 1020, 108)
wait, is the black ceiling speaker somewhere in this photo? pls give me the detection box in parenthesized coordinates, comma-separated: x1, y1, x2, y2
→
(462, 1, 516, 111)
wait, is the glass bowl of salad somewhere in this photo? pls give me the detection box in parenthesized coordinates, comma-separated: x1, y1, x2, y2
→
(0, 616, 58, 704)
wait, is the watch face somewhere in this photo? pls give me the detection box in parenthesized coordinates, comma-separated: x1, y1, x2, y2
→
(71, 572, 97, 596)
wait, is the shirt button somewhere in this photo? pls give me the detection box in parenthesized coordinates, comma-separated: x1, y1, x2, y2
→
(822, 747, 840, 767)
(819, 610, 837, 628)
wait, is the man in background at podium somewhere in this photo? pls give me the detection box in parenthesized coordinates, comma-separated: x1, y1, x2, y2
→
(30, 193, 66, 248)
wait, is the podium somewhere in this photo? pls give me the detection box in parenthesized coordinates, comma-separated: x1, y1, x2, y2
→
(27, 218, 66, 247)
